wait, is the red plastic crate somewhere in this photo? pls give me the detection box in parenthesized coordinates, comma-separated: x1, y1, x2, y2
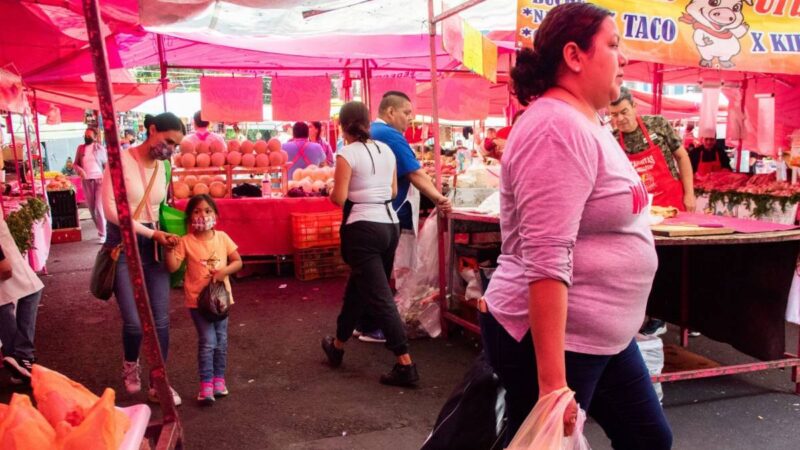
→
(293, 245, 349, 281)
(51, 227, 82, 244)
(291, 211, 343, 249)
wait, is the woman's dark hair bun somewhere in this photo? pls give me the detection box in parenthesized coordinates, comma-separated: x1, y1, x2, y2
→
(345, 123, 370, 142)
(338, 101, 372, 143)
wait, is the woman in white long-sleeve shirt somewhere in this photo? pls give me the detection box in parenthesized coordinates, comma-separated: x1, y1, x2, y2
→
(101, 112, 184, 405)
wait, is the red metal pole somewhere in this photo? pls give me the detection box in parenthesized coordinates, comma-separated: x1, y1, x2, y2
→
(21, 114, 36, 198)
(736, 78, 748, 171)
(429, 0, 449, 337)
(81, 0, 182, 447)
(157, 34, 169, 112)
(31, 91, 48, 196)
(6, 114, 22, 189)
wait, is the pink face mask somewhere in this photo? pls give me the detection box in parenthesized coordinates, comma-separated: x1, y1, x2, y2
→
(191, 216, 216, 232)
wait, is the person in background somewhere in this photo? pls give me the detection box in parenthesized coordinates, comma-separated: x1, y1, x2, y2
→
(309, 121, 334, 166)
(0, 216, 45, 385)
(283, 122, 325, 179)
(696, 134, 732, 175)
(137, 124, 147, 143)
(683, 123, 697, 150)
(73, 127, 107, 243)
(184, 111, 227, 150)
(481, 128, 500, 160)
(102, 112, 184, 406)
(363, 91, 452, 343)
(166, 194, 242, 405)
(122, 129, 136, 150)
(322, 101, 419, 387)
(61, 157, 77, 176)
(609, 86, 695, 213)
(483, 3, 672, 447)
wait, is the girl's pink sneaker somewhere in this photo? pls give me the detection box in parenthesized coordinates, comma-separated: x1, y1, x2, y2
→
(197, 382, 215, 405)
(213, 377, 229, 397)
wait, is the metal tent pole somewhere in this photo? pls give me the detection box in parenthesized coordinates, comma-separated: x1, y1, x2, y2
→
(157, 35, 169, 112)
(21, 114, 36, 198)
(30, 90, 48, 196)
(80, 1, 183, 448)
(6, 114, 23, 188)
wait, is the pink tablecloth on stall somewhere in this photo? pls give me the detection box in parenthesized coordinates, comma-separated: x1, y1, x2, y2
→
(174, 197, 339, 256)
(664, 212, 799, 233)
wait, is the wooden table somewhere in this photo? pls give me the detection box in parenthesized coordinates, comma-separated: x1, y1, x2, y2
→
(442, 211, 800, 394)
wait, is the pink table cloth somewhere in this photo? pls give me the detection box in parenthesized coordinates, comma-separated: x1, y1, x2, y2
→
(664, 212, 799, 234)
(174, 197, 339, 256)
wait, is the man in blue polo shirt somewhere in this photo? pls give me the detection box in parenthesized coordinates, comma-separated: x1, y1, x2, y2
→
(354, 91, 451, 343)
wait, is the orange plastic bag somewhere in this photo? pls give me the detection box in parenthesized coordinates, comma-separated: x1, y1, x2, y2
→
(0, 394, 57, 450)
(56, 388, 128, 450)
(507, 387, 591, 450)
(31, 364, 129, 432)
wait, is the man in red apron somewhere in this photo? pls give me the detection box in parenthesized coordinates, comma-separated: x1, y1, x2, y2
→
(696, 135, 733, 175)
(609, 87, 696, 212)
(282, 122, 325, 179)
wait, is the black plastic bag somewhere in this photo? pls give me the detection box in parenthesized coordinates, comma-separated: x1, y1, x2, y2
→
(198, 281, 231, 322)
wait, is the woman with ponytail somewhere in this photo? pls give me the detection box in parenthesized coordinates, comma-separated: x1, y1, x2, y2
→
(321, 101, 419, 387)
(481, 3, 672, 448)
(101, 112, 185, 406)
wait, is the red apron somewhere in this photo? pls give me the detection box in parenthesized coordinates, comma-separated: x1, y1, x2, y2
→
(696, 150, 722, 176)
(619, 116, 686, 211)
(290, 140, 310, 165)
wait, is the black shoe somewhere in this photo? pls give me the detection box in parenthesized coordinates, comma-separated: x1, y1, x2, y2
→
(379, 363, 419, 387)
(640, 319, 667, 336)
(3, 356, 33, 383)
(321, 336, 344, 368)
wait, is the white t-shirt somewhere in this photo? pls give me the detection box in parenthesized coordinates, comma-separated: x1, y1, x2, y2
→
(338, 140, 398, 225)
(101, 150, 167, 238)
(0, 218, 44, 307)
(82, 144, 104, 179)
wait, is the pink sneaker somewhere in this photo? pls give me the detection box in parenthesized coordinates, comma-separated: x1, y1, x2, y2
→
(197, 382, 215, 405)
(213, 377, 229, 397)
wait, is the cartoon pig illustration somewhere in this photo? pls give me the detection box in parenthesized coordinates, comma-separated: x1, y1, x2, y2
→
(679, 0, 753, 69)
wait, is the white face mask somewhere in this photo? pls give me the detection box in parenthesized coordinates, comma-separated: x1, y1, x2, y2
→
(191, 216, 216, 232)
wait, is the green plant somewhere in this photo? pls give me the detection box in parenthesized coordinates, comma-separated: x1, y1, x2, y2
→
(6, 197, 49, 254)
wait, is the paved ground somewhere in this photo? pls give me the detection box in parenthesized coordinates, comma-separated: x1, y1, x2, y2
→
(2, 216, 799, 449)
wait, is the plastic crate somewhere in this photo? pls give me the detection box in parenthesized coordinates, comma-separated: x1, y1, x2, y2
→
(52, 214, 79, 229)
(51, 227, 82, 244)
(293, 245, 349, 281)
(47, 190, 77, 217)
(291, 211, 343, 249)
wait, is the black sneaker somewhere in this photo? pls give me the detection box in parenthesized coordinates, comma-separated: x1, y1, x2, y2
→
(640, 319, 667, 336)
(3, 356, 33, 383)
(321, 336, 344, 368)
(379, 363, 419, 387)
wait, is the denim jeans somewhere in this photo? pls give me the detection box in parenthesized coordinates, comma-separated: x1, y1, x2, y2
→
(0, 289, 43, 360)
(189, 309, 229, 382)
(335, 221, 408, 356)
(480, 311, 672, 449)
(107, 223, 171, 363)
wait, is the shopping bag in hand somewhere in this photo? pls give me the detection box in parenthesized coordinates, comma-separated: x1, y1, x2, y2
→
(507, 387, 590, 450)
(198, 281, 231, 322)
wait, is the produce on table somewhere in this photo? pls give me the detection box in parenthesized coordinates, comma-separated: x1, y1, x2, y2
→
(174, 181, 191, 199)
(46, 175, 73, 191)
(241, 153, 256, 168)
(227, 151, 242, 166)
(209, 181, 227, 198)
(267, 138, 282, 153)
(193, 182, 209, 195)
(210, 140, 225, 154)
(195, 153, 211, 168)
(196, 141, 210, 154)
(269, 151, 284, 166)
(173, 155, 182, 167)
(255, 154, 270, 168)
(240, 140, 254, 154)
(181, 153, 196, 168)
(210, 152, 227, 167)
(254, 140, 268, 154)
(180, 140, 195, 154)
(199, 175, 213, 185)
(183, 175, 198, 188)
(227, 140, 240, 153)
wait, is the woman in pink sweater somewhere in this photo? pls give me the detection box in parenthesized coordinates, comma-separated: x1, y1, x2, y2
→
(482, 3, 672, 448)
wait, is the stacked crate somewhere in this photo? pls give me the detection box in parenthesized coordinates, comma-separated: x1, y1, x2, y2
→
(47, 190, 82, 243)
(291, 211, 348, 281)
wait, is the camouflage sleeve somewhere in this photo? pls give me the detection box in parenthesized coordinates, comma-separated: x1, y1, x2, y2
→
(656, 116, 682, 153)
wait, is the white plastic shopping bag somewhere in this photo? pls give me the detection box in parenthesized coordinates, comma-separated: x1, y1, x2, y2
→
(507, 387, 591, 450)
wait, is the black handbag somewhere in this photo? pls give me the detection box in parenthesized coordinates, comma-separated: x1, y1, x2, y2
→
(88, 164, 159, 301)
(197, 281, 231, 322)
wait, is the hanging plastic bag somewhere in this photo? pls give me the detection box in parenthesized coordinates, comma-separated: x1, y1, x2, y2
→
(507, 387, 591, 450)
(198, 281, 231, 322)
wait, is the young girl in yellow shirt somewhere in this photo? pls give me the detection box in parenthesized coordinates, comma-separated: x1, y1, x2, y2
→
(166, 194, 242, 405)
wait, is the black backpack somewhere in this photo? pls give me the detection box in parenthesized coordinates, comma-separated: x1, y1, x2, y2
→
(420, 352, 507, 450)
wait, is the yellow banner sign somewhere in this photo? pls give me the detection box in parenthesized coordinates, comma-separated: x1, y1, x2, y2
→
(516, 0, 800, 75)
(443, 15, 499, 83)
